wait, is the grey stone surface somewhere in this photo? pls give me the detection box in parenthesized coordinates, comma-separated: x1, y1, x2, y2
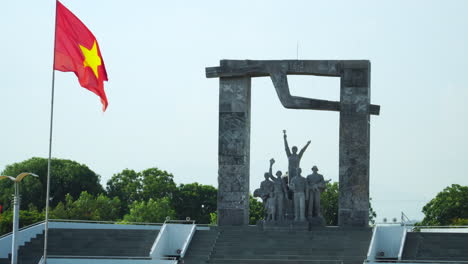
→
(289, 170, 307, 222)
(11, 228, 159, 264)
(338, 62, 371, 227)
(258, 220, 309, 231)
(208, 226, 373, 264)
(283, 130, 310, 180)
(207, 60, 380, 227)
(217, 76, 251, 226)
(402, 232, 468, 261)
(306, 166, 327, 220)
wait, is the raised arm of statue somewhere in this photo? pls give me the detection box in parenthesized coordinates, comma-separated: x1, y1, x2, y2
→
(269, 158, 275, 177)
(299, 140, 311, 159)
(283, 131, 291, 157)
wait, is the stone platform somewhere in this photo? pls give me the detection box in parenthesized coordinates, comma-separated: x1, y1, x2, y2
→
(257, 217, 326, 231)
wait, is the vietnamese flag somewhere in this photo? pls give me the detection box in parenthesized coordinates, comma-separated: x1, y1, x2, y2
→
(54, 1, 109, 111)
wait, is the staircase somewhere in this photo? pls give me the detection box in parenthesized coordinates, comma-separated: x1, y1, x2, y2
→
(205, 226, 372, 264)
(402, 232, 468, 261)
(47, 229, 158, 256)
(2, 228, 159, 264)
(182, 229, 219, 264)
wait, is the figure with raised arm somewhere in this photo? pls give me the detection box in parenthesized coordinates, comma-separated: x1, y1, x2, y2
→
(268, 158, 288, 221)
(283, 130, 311, 180)
(254, 160, 275, 220)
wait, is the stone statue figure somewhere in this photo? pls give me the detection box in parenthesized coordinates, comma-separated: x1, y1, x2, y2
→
(283, 130, 311, 180)
(306, 166, 327, 219)
(254, 164, 275, 220)
(289, 168, 307, 221)
(268, 158, 288, 221)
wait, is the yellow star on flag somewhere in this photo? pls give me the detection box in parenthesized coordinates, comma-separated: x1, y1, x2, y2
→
(79, 40, 102, 78)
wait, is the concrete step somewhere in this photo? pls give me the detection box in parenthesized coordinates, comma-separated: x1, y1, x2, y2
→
(183, 230, 218, 264)
(208, 259, 363, 264)
(14, 228, 159, 263)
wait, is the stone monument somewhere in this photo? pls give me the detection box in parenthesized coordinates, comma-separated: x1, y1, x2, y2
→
(306, 166, 328, 225)
(254, 133, 329, 229)
(283, 130, 310, 180)
(206, 60, 380, 226)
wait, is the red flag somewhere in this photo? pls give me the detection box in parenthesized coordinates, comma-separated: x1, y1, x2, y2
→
(54, 1, 109, 111)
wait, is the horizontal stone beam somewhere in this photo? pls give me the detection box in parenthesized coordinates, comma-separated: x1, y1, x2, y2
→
(206, 60, 380, 115)
(206, 60, 344, 78)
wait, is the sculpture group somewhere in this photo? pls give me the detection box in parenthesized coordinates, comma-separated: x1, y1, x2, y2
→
(254, 130, 329, 224)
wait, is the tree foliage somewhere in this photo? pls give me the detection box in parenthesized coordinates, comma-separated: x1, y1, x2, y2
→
(49, 191, 121, 221)
(172, 183, 217, 224)
(0, 205, 44, 235)
(0, 157, 103, 211)
(106, 167, 177, 216)
(419, 184, 468, 226)
(321, 181, 339, 225)
(249, 196, 265, 225)
(106, 169, 141, 215)
(123, 197, 175, 223)
(320, 181, 376, 225)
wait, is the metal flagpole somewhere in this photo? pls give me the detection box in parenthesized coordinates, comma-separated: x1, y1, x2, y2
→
(43, 1, 58, 263)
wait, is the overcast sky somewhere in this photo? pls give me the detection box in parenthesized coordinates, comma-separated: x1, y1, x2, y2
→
(1, 0, 467, 222)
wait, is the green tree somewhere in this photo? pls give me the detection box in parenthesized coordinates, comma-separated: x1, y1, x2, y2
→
(209, 212, 217, 225)
(172, 183, 217, 223)
(320, 181, 376, 226)
(123, 197, 175, 223)
(106, 167, 177, 217)
(249, 196, 265, 225)
(106, 169, 142, 215)
(419, 184, 468, 226)
(140, 168, 177, 201)
(321, 181, 339, 225)
(0, 205, 44, 235)
(49, 192, 121, 221)
(0, 157, 103, 211)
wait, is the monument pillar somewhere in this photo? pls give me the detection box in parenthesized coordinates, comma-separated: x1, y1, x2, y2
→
(338, 61, 371, 226)
(217, 76, 251, 226)
(207, 60, 379, 227)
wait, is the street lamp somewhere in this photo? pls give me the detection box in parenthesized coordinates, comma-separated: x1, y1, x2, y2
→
(0, 173, 38, 264)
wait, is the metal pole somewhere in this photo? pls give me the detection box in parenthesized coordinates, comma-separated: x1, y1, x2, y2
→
(43, 2, 59, 263)
(11, 182, 19, 264)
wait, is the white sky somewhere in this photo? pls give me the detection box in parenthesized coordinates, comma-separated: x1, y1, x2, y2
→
(1, 0, 467, 221)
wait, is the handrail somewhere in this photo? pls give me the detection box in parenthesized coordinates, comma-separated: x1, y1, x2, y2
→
(210, 258, 344, 263)
(0, 219, 168, 239)
(370, 260, 468, 263)
(150, 223, 167, 257)
(401, 212, 411, 225)
(0, 221, 45, 239)
(164, 219, 195, 224)
(397, 227, 408, 260)
(366, 225, 378, 259)
(47, 255, 155, 259)
(49, 219, 164, 225)
(410, 225, 468, 228)
(179, 223, 196, 258)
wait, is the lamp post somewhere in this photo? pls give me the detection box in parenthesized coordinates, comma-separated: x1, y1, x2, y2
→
(0, 173, 38, 264)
